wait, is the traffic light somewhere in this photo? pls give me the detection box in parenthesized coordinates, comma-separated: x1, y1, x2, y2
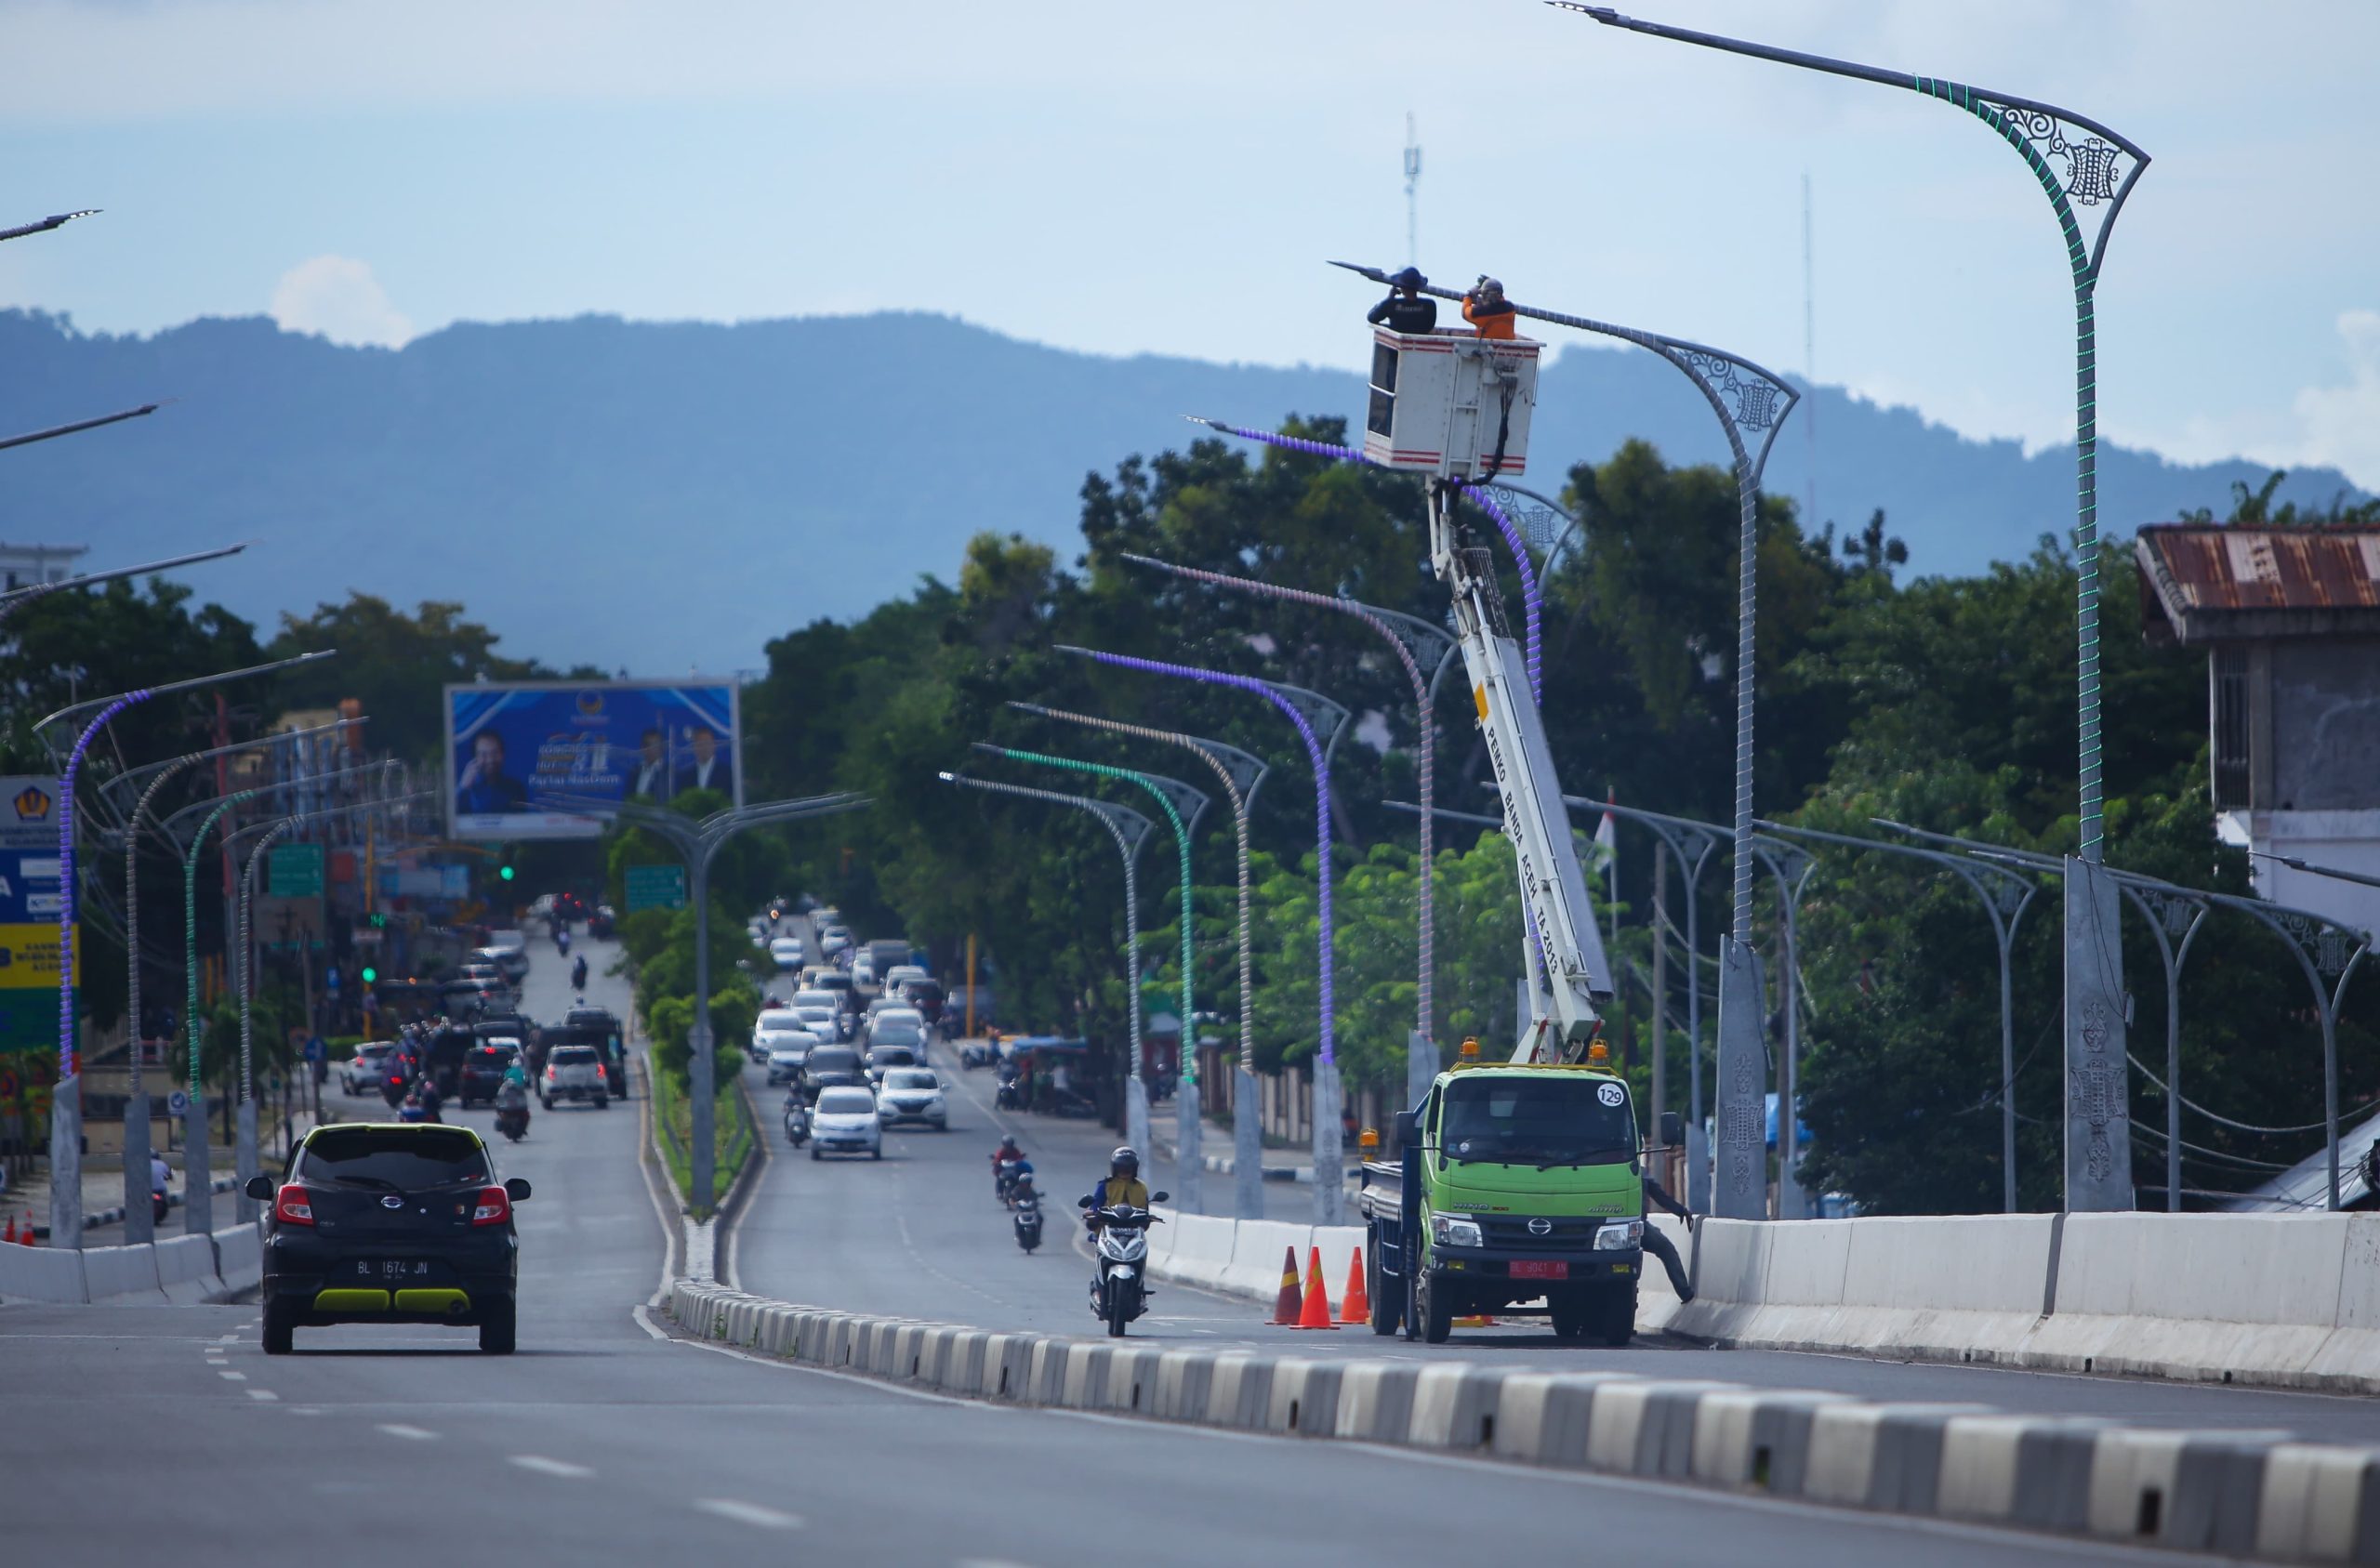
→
(361, 966, 378, 984)
(499, 863, 516, 882)
(368, 911, 387, 929)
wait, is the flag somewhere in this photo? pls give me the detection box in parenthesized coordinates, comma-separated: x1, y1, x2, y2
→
(1590, 790, 1617, 874)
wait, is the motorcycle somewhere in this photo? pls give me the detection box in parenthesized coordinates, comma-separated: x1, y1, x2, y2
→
(1083, 1194, 1169, 1337)
(152, 1187, 169, 1224)
(783, 1097, 811, 1148)
(571, 957, 588, 991)
(380, 1074, 408, 1110)
(496, 1102, 530, 1142)
(994, 1068, 1025, 1112)
(1012, 1188, 1043, 1253)
(993, 1157, 1026, 1206)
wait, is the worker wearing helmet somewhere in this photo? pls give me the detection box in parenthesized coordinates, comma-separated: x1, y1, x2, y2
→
(1462, 276, 1517, 340)
(1366, 266, 1438, 334)
(1081, 1146, 1150, 1231)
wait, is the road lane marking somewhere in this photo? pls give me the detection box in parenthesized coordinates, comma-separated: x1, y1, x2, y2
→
(218, 1370, 246, 1381)
(510, 1456, 593, 1479)
(377, 1424, 437, 1441)
(245, 1389, 278, 1402)
(693, 1499, 802, 1530)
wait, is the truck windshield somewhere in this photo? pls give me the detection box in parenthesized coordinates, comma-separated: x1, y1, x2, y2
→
(1440, 1076, 1635, 1167)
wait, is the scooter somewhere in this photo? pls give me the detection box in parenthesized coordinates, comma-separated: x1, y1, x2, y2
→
(783, 1098, 811, 1148)
(381, 1074, 407, 1110)
(152, 1186, 170, 1224)
(1084, 1195, 1167, 1337)
(994, 1157, 1025, 1206)
(995, 1075, 1025, 1112)
(496, 1100, 530, 1142)
(1012, 1188, 1043, 1254)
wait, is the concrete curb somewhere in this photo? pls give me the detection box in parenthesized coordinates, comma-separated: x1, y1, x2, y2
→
(658, 1275, 2380, 1564)
(0, 1217, 261, 1306)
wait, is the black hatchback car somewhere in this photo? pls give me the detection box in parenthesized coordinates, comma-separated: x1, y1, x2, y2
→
(249, 1124, 530, 1355)
(800, 1045, 866, 1104)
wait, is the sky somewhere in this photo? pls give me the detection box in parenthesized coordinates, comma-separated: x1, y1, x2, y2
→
(2, 0, 2377, 491)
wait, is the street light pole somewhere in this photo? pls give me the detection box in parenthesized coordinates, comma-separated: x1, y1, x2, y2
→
(1118, 552, 1462, 1113)
(40, 648, 336, 1249)
(1560, 2, 2151, 1212)
(939, 773, 1154, 1146)
(1009, 704, 1271, 1219)
(973, 743, 1208, 1188)
(549, 793, 869, 1217)
(1059, 646, 1356, 1223)
(0, 404, 159, 457)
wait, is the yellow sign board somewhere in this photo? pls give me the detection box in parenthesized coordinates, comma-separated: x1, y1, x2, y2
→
(0, 922, 78, 988)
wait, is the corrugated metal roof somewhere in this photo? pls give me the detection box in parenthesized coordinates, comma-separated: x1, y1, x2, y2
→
(2136, 525, 2380, 642)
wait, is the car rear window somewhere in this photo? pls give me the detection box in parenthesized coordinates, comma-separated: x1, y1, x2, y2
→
(303, 1127, 488, 1188)
(817, 1087, 876, 1113)
(807, 1048, 859, 1073)
(550, 1046, 599, 1064)
(885, 1070, 937, 1090)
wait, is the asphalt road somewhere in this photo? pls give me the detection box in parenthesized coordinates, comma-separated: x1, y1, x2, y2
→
(0, 923, 2350, 1568)
(733, 1027, 2380, 1444)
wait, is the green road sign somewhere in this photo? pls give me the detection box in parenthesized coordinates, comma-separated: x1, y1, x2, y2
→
(624, 863, 687, 913)
(268, 843, 325, 899)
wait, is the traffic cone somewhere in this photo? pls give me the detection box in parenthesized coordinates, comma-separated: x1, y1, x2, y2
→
(2, 1214, 14, 1244)
(1290, 1246, 1339, 1330)
(1340, 1245, 1370, 1324)
(1268, 1245, 1303, 1324)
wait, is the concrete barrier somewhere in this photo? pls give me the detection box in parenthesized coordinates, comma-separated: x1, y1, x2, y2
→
(656, 1273, 2380, 1563)
(1162, 1214, 1238, 1294)
(80, 1242, 164, 1304)
(0, 1244, 87, 1304)
(1224, 1219, 1311, 1302)
(212, 1223, 262, 1298)
(154, 1234, 218, 1305)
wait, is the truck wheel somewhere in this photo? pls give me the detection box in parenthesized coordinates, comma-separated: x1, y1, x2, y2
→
(1549, 1296, 1591, 1341)
(1368, 1235, 1398, 1337)
(1418, 1270, 1452, 1344)
(1592, 1287, 1637, 1348)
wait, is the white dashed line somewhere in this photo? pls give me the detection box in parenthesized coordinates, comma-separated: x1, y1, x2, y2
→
(694, 1498, 803, 1530)
(510, 1456, 593, 1479)
(377, 1424, 437, 1441)
(245, 1389, 278, 1402)
(218, 1370, 246, 1381)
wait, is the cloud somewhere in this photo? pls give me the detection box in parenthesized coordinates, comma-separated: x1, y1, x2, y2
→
(2289, 310, 2380, 493)
(270, 256, 414, 349)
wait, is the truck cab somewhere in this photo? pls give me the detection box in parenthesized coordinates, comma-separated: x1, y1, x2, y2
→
(1360, 1044, 1646, 1345)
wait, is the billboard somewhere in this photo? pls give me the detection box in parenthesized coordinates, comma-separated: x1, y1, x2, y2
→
(445, 680, 742, 840)
(0, 778, 65, 1053)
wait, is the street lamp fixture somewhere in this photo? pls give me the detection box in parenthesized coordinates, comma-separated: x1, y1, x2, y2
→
(0, 209, 99, 244)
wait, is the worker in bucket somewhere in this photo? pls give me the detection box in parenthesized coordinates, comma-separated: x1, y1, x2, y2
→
(1462, 275, 1517, 339)
(1366, 266, 1438, 333)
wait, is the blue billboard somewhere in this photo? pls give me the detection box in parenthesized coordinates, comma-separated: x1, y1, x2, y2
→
(444, 680, 742, 840)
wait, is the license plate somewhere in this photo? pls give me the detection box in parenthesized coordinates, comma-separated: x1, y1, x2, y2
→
(1509, 1259, 1568, 1281)
(348, 1258, 434, 1282)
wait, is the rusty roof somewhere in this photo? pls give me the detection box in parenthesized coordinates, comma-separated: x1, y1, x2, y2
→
(2136, 525, 2380, 643)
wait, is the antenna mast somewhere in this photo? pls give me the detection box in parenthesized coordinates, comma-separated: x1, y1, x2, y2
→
(1403, 113, 1422, 267)
(1802, 171, 1817, 532)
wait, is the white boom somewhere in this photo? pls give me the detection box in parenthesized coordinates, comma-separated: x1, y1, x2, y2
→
(1427, 481, 1612, 1064)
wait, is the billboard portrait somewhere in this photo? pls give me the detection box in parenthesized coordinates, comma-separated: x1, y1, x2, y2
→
(444, 680, 742, 840)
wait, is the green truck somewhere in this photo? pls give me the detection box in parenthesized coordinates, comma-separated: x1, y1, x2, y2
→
(1358, 1048, 1676, 1345)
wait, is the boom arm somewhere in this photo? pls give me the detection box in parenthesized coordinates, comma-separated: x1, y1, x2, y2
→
(1430, 481, 1612, 1063)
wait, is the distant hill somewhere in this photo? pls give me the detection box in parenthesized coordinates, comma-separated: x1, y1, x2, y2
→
(1, 308, 2360, 674)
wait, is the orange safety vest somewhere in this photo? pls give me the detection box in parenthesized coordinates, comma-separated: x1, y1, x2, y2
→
(1463, 297, 1517, 340)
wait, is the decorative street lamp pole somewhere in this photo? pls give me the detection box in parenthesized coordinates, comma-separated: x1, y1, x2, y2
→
(1558, 2, 2152, 1211)
(1057, 647, 1356, 1224)
(1118, 552, 1462, 1113)
(1009, 704, 1272, 1219)
(939, 773, 1154, 1149)
(972, 744, 1208, 1183)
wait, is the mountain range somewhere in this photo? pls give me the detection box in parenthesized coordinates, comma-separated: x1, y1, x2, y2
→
(2, 307, 2360, 675)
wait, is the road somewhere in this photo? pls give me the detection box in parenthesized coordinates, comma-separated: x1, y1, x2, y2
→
(0, 923, 2354, 1568)
(733, 1026, 2380, 1444)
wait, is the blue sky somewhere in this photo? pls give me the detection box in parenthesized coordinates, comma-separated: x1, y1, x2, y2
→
(3, 0, 2376, 490)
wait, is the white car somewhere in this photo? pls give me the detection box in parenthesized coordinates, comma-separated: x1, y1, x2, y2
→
(749, 1008, 806, 1061)
(762, 1030, 820, 1087)
(340, 1041, 397, 1097)
(881, 964, 931, 1000)
(809, 1086, 882, 1160)
(850, 953, 877, 991)
(542, 1044, 610, 1109)
(874, 1067, 948, 1130)
(819, 926, 853, 958)
(769, 937, 804, 970)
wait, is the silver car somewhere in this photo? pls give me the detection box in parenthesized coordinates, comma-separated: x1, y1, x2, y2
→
(809, 1086, 882, 1160)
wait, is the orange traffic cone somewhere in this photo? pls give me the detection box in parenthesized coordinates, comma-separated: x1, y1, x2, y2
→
(1290, 1246, 1339, 1330)
(2, 1213, 14, 1244)
(1268, 1245, 1304, 1324)
(1340, 1245, 1370, 1324)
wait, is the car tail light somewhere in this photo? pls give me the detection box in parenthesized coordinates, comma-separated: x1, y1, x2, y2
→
(471, 1186, 510, 1226)
(275, 1184, 314, 1226)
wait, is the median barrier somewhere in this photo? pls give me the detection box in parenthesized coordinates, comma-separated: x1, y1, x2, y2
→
(1160, 1213, 1236, 1293)
(154, 1233, 218, 1304)
(0, 1242, 86, 1304)
(79, 1242, 165, 1303)
(659, 1275, 2380, 1563)
(1224, 1219, 1312, 1301)
(212, 1222, 262, 1298)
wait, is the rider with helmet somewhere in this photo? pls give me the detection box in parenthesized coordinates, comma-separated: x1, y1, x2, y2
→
(1081, 1146, 1149, 1231)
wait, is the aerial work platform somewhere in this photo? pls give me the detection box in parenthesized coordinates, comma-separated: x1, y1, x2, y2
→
(1361, 326, 1540, 480)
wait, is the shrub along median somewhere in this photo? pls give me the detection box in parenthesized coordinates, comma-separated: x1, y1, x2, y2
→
(649, 1058, 751, 1217)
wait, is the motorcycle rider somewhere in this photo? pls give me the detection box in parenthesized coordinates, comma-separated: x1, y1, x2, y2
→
(150, 1149, 172, 1212)
(571, 955, 588, 991)
(1080, 1146, 1149, 1232)
(990, 1134, 1024, 1178)
(494, 1073, 530, 1132)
